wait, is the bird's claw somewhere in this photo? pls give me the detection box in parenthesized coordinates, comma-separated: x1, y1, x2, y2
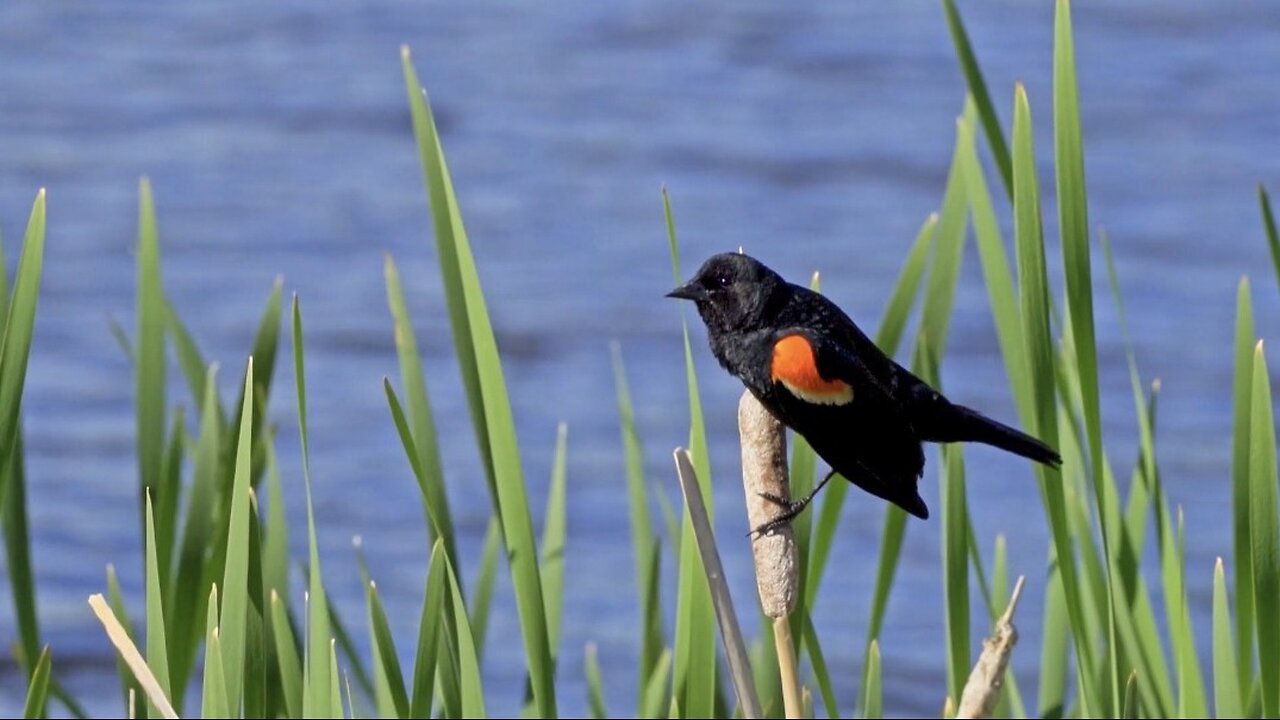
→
(747, 491, 801, 540)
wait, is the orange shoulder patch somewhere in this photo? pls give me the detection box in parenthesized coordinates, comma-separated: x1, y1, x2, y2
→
(770, 334, 854, 405)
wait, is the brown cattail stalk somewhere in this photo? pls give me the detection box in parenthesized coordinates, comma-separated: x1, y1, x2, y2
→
(738, 391, 802, 718)
(955, 576, 1026, 719)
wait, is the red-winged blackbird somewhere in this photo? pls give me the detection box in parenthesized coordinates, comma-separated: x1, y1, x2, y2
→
(668, 252, 1061, 536)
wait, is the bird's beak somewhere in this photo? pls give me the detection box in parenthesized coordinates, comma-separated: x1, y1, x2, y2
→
(666, 282, 705, 301)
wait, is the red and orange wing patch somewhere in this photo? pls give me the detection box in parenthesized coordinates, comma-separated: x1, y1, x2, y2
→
(770, 334, 854, 405)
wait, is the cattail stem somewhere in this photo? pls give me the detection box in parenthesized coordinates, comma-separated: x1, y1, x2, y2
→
(739, 391, 802, 718)
(772, 616, 804, 719)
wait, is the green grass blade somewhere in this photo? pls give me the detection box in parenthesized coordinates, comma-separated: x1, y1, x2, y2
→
(263, 441, 290, 602)
(293, 296, 335, 719)
(202, 586, 229, 720)
(1101, 228, 1178, 717)
(942, 0, 1012, 196)
(919, 114, 971, 359)
(862, 639, 882, 720)
(542, 422, 569, 657)
(801, 613, 838, 719)
(367, 579, 411, 719)
(1213, 558, 1243, 718)
(412, 540, 449, 719)
(168, 364, 221, 697)
(857, 113, 971, 718)
(403, 49, 556, 716)
(218, 358, 256, 712)
(270, 591, 303, 719)
(328, 643, 342, 717)
(469, 514, 501, 658)
(444, 549, 487, 718)
(1038, 561, 1069, 717)
(22, 646, 51, 720)
(3, 434, 42, 693)
(1249, 341, 1280, 718)
(164, 297, 213, 413)
(938, 407, 971, 700)
(0, 192, 48, 690)
(665, 189, 720, 719)
(961, 117, 1029, 417)
(383, 380, 456, 575)
(1014, 81, 1100, 717)
(231, 277, 283, 478)
(1232, 276, 1257, 685)
(1054, 2, 1121, 706)
(143, 493, 171, 719)
(401, 48, 494, 490)
(154, 409, 183, 594)
(1171, 508, 1208, 717)
(640, 648, 673, 719)
(384, 253, 458, 572)
(611, 343, 665, 697)
(1122, 672, 1139, 720)
(1260, 186, 1280, 291)
(874, 214, 937, 358)
(585, 643, 608, 719)
(107, 316, 135, 365)
(0, 188, 45, 469)
(241, 491, 267, 719)
(135, 180, 166, 515)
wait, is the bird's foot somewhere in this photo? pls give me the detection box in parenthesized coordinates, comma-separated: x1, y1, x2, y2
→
(746, 471, 837, 540)
(747, 492, 805, 539)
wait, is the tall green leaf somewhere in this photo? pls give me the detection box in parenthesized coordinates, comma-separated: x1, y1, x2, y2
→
(1213, 558, 1243, 718)
(384, 253, 459, 573)
(1232, 276, 1257, 686)
(269, 591, 303, 719)
(1249, 341, 1279, 718)
(411, 540, 449, 719)
(611, 343, 665, 701)
(366, 579, 411, 719)
(21, 646, 51, 720)
(143, 493, 171, 719)
(168, 364, 221, 700)
(665, 189, 720, 719)
(1259, 185, 1280, 291)
(218, 359, 257, 712)
(942, 0, 1012, 196)
(862, 640, 882, 720)
(0, 192, 48, 689)
(135, 179, 166, 513)
(1014, 82, 1097, 716)
(293, 297, 336, 719)
(403, 49, 557, 716)
(542, 423, 569, 657)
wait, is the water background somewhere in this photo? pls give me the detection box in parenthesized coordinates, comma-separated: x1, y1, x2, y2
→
(2, 1, 1279, 716)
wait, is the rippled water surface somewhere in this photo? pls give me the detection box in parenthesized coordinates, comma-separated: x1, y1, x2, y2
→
(2, 1, 1279, 716)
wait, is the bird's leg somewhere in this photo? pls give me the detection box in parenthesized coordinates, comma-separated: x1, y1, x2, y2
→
(749, 470, 838, 539)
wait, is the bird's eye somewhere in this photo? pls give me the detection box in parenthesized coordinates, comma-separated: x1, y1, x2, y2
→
(715, 274, 732, 287)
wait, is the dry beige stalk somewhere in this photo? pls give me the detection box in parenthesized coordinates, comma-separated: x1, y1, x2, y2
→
(955, 576, 1027, 720)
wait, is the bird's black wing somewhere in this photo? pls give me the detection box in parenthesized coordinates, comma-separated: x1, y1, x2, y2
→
(769, 327, 929, 517)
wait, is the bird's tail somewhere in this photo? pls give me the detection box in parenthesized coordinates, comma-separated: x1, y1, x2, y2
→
(945, 404, 1062, 467)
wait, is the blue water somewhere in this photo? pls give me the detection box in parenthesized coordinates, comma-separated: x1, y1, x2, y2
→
(2, 1, 1279, 716)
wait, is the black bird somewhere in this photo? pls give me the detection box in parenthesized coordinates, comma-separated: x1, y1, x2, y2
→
(667, 252, 1061, 536)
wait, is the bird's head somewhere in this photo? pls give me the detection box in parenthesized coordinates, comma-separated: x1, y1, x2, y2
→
(666, 252, 782, 334)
